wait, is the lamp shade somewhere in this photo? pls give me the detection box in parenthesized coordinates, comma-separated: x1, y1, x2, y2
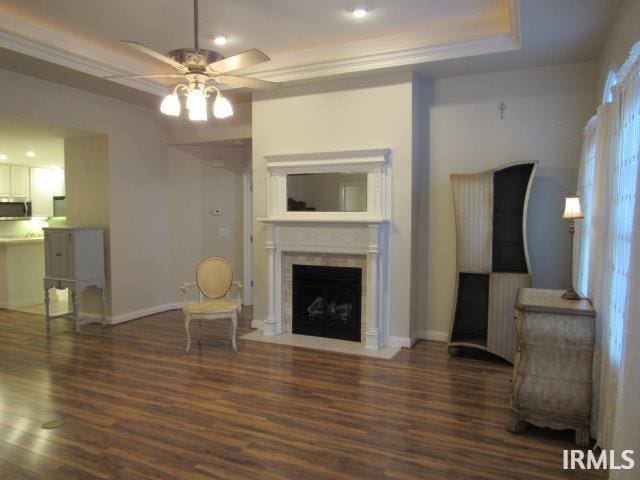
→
(563, 196, 584, 219)
(186, 88, 206, 112)
(213, 94, 234, 119)
(160, 94, 180, 117)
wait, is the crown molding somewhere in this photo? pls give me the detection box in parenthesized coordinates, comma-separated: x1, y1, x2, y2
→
(0, 27, 167, 97)
(250, 32, 520, 83)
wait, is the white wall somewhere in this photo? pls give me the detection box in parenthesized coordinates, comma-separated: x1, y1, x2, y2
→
(422, 62, 597, 337)
(168, 145, 248, 303)
(0, 67, 170, 320)
(252, 72, 416, 342)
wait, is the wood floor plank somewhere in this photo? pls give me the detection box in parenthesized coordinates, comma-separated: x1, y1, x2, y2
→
(0, 308, 606, 479)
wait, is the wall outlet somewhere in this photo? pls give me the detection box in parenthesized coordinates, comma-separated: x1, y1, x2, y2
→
(218, 227, 230, 236)
(210, 208, 222, 216)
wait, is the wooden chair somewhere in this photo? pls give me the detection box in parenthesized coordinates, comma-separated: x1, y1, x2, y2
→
(180, 257, 243, 353)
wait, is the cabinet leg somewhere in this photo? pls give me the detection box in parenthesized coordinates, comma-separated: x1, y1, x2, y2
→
(575, 428, 590, 447)
(71, 291, 80, 333)
(101, 289, 107, 328)
(506, 412, 527, 434)
(44, 288, 50, 333)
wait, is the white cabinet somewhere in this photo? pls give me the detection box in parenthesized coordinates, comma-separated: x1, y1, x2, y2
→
(44, 227, 106, 332)
(10, 165, 30, 197)
(52, 168, 65, 197)
(30, 167, 54, 217)
(0, 164, 9, 197)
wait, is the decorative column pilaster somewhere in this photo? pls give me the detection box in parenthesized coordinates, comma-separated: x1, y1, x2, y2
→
(264, 224, 278, 335)
(365, 224, 381, 349)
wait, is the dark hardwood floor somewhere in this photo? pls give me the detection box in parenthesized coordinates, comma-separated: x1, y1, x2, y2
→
(0, 308, 605, 480)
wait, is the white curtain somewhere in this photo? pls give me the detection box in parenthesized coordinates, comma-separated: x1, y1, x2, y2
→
(574, 42, 640, 449)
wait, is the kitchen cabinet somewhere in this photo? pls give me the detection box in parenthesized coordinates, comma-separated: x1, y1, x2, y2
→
(0, 164, 9, 197)
(52, 168, 65, 196)
(10, 165, 30, 197)
(30, 167, 54, 217)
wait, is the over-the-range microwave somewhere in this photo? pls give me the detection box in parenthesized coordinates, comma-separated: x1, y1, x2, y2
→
(0, 198, 32, 220)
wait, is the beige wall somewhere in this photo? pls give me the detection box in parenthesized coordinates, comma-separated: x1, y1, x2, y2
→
(168, 145, 248, 302)
(252, 72, 416, 341)
(0, 67, 170, 319)
(65, 134, 110, 313)
(597, 0, 640, 100)
(422, 62, 597, 337)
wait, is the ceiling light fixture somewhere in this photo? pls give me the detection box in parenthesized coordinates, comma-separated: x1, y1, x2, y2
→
(161, 76, 234, 121)
(0, 154, 7, 161)
(213, 35, 227, 46)
(26, 150, 36, 157)
(351, 5, 370, 18)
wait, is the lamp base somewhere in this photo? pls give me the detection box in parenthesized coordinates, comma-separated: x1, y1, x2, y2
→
(561, 287, 582, 301)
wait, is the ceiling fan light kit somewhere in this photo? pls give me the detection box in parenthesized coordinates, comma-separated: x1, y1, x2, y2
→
(108, 0, 277, 122)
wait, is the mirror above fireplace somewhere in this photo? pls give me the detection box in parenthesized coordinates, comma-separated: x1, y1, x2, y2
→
(261, 148, 391, 222)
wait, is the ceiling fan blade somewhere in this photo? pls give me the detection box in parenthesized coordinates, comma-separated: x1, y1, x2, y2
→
(121, 40, 188, 72)
(215, 75, 279, 91)
(104, 74, 186, 79)
(206, 49, 270, 74)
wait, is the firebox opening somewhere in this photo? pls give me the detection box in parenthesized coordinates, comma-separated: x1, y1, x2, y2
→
(292, 264, 362, 342)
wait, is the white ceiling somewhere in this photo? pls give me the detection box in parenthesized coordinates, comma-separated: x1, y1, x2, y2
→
(0, 0, 623, 101)
(0, 116, 95, 168)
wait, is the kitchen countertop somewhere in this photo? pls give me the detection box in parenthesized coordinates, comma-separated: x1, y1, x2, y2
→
(0, 236, 44, 245)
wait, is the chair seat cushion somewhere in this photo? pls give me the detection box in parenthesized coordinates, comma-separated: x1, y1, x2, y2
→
(185, 300, 238, 314)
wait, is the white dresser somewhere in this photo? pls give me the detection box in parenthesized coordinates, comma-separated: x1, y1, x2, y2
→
(43, 227, 106, 332)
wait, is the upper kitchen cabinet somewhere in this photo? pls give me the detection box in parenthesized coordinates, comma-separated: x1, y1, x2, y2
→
(30, 167, 54, 217)
(52, 167, 65, 197)
(10, 165, 30, 197)
(0, 164, 10, 197)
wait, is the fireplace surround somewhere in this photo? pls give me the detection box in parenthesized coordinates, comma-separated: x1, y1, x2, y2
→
(258, 149, 391, 349)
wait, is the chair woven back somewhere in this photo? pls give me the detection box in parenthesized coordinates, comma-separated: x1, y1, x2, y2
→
(196, 257, 233, 299)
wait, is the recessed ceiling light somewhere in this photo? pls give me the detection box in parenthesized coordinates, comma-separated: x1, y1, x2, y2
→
(351, 5, 370, 18)
(213, 35, 227, 46)
(0, 154, 7, 161)
(26, 150, 36, 157)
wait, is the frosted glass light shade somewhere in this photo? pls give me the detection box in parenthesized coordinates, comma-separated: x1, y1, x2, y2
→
(213, 94, 233, 119)
(188, 104, 208, 121)
(160, 94, 180, 117)
(186, 88, 206, 111)
(563, 196, 584, 219)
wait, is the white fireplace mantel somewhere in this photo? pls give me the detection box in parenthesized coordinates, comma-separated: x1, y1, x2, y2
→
(258, 149, 392, 349)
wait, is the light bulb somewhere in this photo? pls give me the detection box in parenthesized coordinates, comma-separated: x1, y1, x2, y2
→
(186, 88, 206, 111)
(160, 93, 181, 117)
(188, 104, 208, 122)
(213, 35, 227, 46)
(351, 6, 369, 18)
(26, 150, 36, 157)
(213, 94, 234, 119)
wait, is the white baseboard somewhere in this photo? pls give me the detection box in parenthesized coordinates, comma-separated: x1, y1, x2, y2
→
(109, 302, 181, 325)
(388, 336, 412, 348)
(0, 298, 43, 310)
(418, 329, 449, 342)
(251, 319, 264, 330)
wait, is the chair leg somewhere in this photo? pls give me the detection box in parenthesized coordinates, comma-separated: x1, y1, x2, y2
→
(197, 319, 203, 346)
(185, 315, 191, 354)
(230, 312, 238, 351)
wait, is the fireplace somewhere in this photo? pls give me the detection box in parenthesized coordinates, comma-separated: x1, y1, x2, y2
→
(292, 264, 362, 342)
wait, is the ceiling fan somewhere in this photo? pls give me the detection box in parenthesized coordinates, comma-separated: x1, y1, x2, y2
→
(106, 0, 278, 121)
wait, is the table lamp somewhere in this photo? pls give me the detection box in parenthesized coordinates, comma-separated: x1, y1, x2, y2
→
(562, 196, 584, 300)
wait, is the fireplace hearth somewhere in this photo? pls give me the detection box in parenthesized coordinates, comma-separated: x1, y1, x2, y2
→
(292, 264, 362, 342)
